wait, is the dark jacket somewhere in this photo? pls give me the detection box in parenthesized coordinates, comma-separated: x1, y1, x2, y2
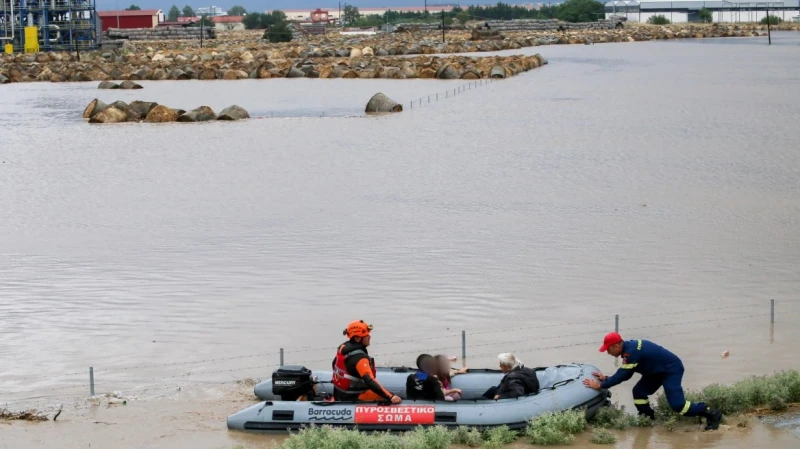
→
(600, 339, 684, 389)
(406, 372, 445, 401)
(496, 365, 540, 399)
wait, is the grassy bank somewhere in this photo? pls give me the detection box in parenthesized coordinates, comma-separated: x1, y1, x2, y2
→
(276, 370, 799, 448)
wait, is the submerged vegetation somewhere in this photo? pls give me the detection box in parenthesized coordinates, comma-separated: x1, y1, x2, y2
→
(277, 370, 800, 448)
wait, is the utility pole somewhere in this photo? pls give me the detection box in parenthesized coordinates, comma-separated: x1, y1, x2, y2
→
(338, 2, 341, 27)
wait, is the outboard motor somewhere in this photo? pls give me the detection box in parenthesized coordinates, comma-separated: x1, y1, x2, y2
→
(271, 365, 316, 401)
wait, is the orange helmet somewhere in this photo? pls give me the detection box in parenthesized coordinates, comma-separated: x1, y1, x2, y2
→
(344, 320, 373, 338)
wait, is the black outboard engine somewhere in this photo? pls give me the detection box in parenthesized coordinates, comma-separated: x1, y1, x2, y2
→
(272, 365, 316, 401)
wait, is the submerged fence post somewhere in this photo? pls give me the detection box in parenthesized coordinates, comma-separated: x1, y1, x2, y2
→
(461, 330, 466, 368)
(89, 367, 94, 396)
(280, 348, 284, 366)
(615, 314, 619, 333)
(770, 299, 775, 324)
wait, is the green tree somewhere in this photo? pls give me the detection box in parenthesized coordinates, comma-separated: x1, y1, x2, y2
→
(182, 5, 194, 17)
(125, 4, 141, 10)
(456, 10, 470, 25)
(263, 21, 292, 42)
(555, 0, 605, 23)
(647, 14, 671, 24)
(698, 8, 713, 23)
(342, 5, 361, 25)
(197, 14, 214, 26)
(760, 15, 782, 25)
(228, 5, 246, 16)
(167, 5, 180, 21)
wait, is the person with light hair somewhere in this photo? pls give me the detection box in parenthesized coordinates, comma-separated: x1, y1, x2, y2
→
(481, 353, 540, 400)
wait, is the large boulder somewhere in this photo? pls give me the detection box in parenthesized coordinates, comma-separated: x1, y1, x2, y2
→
(89, 107, 127, 124)
(436, 64, 459, 80)
(286, 67, 306, 78)
(0, 74, 8, 84)
(362, 47, 374, 56)
(126, 101, 158, 122)
(198, 68, 217, 80)
(82, 98, 108, 119)
(489, 65, 507, 79)
(98, 81, 119, 89)
(177, 106, 216, 122)
(365, 93, 403, 114)
(109, 101, 130, 112)
(216, 105, 250, 121)
(144, 105, 179, 123)
(119, 80, 143, 89)
(350, 48, 363, 58)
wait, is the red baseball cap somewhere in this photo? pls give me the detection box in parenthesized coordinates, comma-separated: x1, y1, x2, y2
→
(599, 332, 623, 352)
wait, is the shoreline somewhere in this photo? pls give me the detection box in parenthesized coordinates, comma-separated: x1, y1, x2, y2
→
(2, 23, 797, 85)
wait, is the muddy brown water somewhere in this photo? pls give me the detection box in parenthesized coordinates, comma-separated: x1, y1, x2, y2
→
(2, 33, 800, 448)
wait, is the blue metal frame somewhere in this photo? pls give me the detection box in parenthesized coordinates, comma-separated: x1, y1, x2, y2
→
(1, 0, 97, 52)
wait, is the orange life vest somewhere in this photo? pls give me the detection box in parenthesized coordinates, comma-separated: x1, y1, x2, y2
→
(332, 346, 376, 395)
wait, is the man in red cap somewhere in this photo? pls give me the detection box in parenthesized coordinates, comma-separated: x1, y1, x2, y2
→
(583, 332, 722, 430)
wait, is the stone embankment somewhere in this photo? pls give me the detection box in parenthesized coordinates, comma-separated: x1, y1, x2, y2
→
(1, 23, 796, 84)
(1, 53, 546, 83)
(106, 26, 215, 41)
(83, 99, 249, 123)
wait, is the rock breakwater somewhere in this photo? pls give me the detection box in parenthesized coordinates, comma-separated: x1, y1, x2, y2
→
(1, 54, 546, 83)
(83, 99, 249, 123)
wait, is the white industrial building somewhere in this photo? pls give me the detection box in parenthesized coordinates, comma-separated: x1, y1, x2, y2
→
(605, 0, 800, 23)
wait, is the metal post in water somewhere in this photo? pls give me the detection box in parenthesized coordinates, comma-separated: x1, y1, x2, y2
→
(461, 330, 466, 368)
(615, 314, 619, 333)
(766, 5, 771, 45)
(280, 348, 284, 366)
(89, 367, 94, 396)
(770, 299, 775, 324)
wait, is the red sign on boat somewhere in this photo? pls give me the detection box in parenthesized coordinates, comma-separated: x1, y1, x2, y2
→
(354, 405, 436, 424)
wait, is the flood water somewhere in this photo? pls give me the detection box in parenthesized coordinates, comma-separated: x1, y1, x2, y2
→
(1, 32, 799, 448)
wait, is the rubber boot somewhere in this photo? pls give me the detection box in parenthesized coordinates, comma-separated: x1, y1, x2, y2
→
(703, 408, 723, 431)
(635, 404, 656, 421)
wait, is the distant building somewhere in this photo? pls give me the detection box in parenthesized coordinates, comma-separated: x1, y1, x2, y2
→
(98, 9, 163, 31)
(605, 0, 800, 23)
(196, 6, 227, 17)
(269, 5, 455, 22)
(212, 16, 245, 30)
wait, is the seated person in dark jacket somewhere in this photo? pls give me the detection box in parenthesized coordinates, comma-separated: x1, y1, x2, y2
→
(406, 354, 446, 401)
(483, 353, 540, 399)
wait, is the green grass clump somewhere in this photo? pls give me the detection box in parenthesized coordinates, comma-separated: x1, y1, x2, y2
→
(590, 404, 630, 430)
(451, 426, 483, 447)
(526, 410, 587, 445)
(590, 428, 616, 445)
(655, 369, 800, 419)
(401, 426, 452, 449)
(481, 425, 519, 448)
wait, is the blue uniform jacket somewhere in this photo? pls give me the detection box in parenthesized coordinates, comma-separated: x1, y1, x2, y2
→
(600, 339, 684, 389)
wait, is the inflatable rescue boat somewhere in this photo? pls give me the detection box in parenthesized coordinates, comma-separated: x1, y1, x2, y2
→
(228, 363, 610, 432)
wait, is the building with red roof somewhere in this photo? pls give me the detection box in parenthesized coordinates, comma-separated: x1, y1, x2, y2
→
(98, 9, 163, 31)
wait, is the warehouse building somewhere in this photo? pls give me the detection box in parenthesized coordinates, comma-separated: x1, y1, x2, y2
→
(605, 0, 800, 23)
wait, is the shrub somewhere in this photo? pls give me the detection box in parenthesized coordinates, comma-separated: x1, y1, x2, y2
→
(647, 15, 671, 25)
(264, 22, 292, 43)
(526, 410, 586, 445)
(401, 426, 452, 449)
(590, 404, 630, 430)
(761, 15, 782, 25)
(451, 426, 482, 447)
(590, 428, 617, 445)
(482, 425, 518, 448)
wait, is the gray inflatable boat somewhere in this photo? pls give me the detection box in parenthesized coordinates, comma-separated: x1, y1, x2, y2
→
(229, 363, 610, 432)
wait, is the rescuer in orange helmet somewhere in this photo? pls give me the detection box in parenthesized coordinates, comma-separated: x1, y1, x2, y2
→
(331, 320, 401, 404)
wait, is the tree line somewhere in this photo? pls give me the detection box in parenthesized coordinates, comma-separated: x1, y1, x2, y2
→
(342, 0, 607, 27)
